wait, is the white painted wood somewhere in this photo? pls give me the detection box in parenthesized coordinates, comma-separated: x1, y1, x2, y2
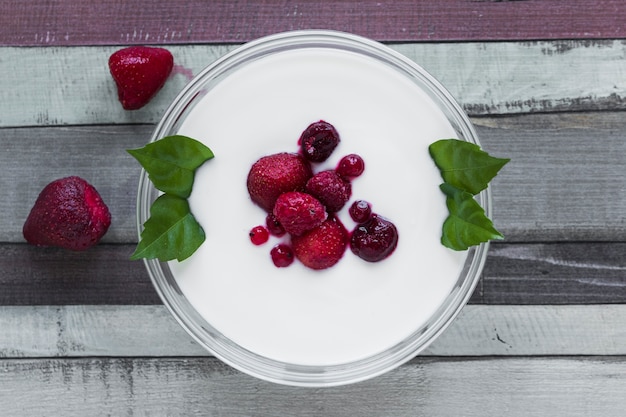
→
(0, 356, 624, 416)
(1, 304, 625, 358)
(1, 40, 624, 127)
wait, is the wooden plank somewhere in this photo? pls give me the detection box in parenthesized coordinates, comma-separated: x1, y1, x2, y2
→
(2, 0, 626, 46)
(2, 112, 624, 245)
(1, 241, 626, 306)
(2, 304, 626, 357)
(0, 356, 624, 416)
(0, 244, 160, 305)
(1, 40, 625, 127)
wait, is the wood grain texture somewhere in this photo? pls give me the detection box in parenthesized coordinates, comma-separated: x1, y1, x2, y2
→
(2, 113, 624, 245)
(1, 41, 625, 127)
(2, 0, 626, 46)
(2, 304, 626, 358)
(0, 356, 624, 416)
(1, 242, 626, 306)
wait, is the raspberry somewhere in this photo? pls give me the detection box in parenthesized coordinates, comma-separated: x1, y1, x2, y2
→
(305, 170, 351, 212)
(272, 191, 327, 236)
(299, 120, 340, 162)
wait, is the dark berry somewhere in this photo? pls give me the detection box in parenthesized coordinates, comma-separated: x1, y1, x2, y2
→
(350, 214, 398, 262)
(249, 225, 269, 245)
(349, 200, 372, 223)
(271, 244, 294, 267)
(336, 154, 365, 178)
(305, 170, 351, 212)
(265, 213, 286, 237)
(299, 120, 340, 162)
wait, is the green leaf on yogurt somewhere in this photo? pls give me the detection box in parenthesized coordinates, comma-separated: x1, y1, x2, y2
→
(127, 135, 214, 199)
(439, 183, 504, 251)
(429, 139, 509, 195)
(130, 194, 205, 262)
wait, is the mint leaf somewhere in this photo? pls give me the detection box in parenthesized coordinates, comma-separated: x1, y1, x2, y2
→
(429, 139, 509, 195)
(131, 194, 206, 262)
(439, 183, 503, 251)
(128, 135, 214, 198)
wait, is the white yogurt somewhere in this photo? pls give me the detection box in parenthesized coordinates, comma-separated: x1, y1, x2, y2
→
(169, 48, 468, 366)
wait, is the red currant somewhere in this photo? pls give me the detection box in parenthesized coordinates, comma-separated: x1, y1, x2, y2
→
(266, 213, 286, 237)
(249, 225, 269, 245)
(270, 244, 294, 267)
(336, 154, 365, 178)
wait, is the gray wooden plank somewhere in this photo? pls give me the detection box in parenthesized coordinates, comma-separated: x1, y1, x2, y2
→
(2, 304, 626, 358)
(483, 242, 626, 304)
(0, 356, 624, 416)
(0, 40, 625, 127)
(1, 241, 626, 306)
(0, 244, 159, 305)
(2, 112, 624, 244)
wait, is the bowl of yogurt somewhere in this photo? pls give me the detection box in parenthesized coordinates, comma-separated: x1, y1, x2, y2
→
(136, 30, 490, 386)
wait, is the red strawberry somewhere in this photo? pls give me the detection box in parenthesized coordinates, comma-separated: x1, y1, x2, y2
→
(108, 46, 174, 110)
(273, 191, 327, 236)
(305, 170, 352, 212)
(247, 152, 312, 212)
(23, 176, 111, 251)
(291, 217, 348, 270)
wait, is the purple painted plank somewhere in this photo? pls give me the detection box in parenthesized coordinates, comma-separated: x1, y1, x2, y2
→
(1, 0, 625, 46)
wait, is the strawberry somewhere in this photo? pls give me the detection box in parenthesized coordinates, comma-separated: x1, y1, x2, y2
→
(272, 191, 327, 236)
(108, 46, 174, 110)
(291, 217, 348, 270)
(305, 170, 352, 212)
(23, 176, 111, 251)
(247, 152, 312, 212)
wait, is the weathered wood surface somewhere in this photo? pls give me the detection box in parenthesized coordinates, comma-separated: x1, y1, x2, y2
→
(1, 304, 626, 357)
(2, 113, 624, 245)
(2, 0, 625, 46)
(2, 241, 626, 306)
(2, 41, 625, 127)
(0, 356, 625, 417)
(2, 0, 626, 412)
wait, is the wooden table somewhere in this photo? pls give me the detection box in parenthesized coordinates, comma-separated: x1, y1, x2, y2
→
(1, 1, 625, 415)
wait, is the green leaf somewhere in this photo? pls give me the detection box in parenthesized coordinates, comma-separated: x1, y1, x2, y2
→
(429, 139, 509, 195)
(439, 183, 504, 251)
(127, 135, 214, 198)
(130, 194, 206, 262)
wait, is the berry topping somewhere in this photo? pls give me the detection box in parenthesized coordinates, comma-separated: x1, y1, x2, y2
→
(305, 170, 352, 212)
(249, 225, 270, 245)
(23, 176, 111, 251)
(350, 214, 399, 262)
(108, 46, 174, 110)
(272, 191, 327, 236)
(270, 244, 295, 268)
(336, 153, 365, 178)
(349, 200, 372, 223)
(247, 152, 313, 212)
(299, 120, 340, 162)
(292, 217, 348, 270)
(265, 213, 286, 237)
